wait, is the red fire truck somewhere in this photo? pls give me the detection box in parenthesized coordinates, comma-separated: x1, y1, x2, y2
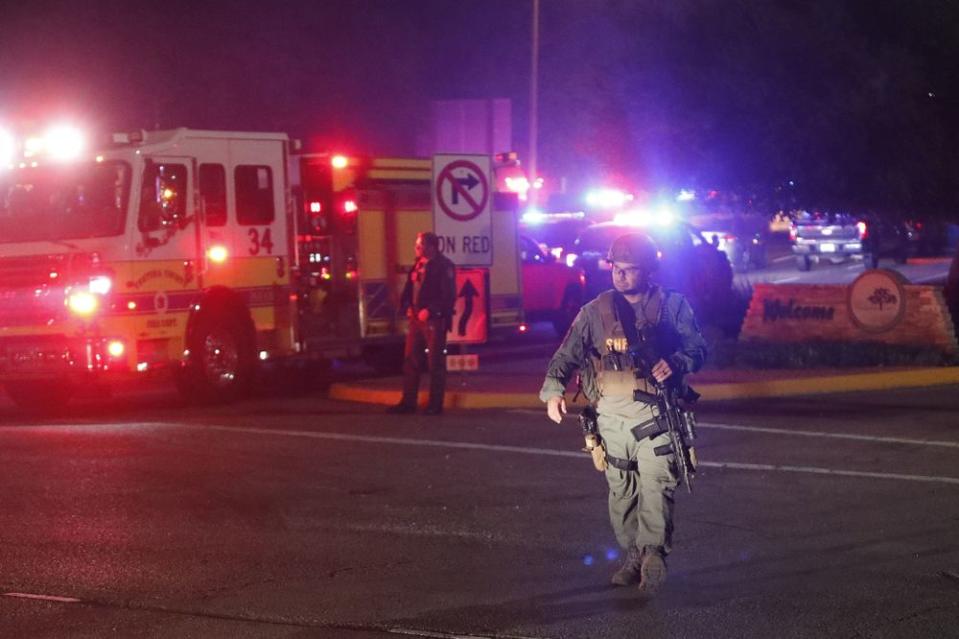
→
(0, 127, 523, 410)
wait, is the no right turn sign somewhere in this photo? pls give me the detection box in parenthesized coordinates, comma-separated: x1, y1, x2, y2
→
(432, 155, 492, 266)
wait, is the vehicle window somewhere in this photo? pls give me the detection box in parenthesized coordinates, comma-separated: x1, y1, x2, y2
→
(0, 161, 130, 242)
(520, 236, 545, 263)
(199, 164, 227, 227)
(235, 165, 274, 225)
(139, 162, 187, 232)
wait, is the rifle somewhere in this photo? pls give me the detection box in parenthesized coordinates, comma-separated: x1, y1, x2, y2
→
(629, 330, 700, 493)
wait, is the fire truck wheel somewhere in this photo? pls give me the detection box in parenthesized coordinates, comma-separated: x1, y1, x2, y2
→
(179, 310, 256, 403)
(5, 381, 74, 413)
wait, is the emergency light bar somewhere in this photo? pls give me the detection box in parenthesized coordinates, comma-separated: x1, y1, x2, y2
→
(0, 124, 88, 164)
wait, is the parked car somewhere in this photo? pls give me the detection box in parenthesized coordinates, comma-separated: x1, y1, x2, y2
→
(694, 214, 769, 272)
(568, 221, 734, 321)
(518, 211, 590, 263)
(790, 212, 923, 271)
(519, 235, 585, 335)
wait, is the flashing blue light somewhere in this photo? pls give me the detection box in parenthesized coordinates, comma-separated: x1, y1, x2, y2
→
(521, 208, 547, 225)
(583, 554, 595, 566)
(585, 188, 632, 209)
(613, 206, 675, 228)
(677, 189, 696, 202)
(605, 548, 620, 562)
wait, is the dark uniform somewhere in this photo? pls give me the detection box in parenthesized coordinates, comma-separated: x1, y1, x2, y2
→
(540, 237, 707, 591)
(395, 249, 456, 413)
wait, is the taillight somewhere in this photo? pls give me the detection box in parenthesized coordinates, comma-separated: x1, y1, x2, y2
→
(789, 225, 797, 242)
(857, 221, 868, 240)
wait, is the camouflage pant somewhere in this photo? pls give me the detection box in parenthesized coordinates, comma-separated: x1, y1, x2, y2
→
(598, 405, 679, 554)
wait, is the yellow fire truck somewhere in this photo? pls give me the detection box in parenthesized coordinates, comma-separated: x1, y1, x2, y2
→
(0, 127, 523, 409)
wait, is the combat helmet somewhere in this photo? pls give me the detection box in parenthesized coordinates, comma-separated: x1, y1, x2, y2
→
(607, 233, 660, 271)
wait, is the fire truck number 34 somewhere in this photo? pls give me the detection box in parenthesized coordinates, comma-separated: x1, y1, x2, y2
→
(248, 228, 274, 255)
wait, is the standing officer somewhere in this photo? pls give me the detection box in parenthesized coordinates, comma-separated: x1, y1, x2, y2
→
(539, 233, 707, 594)
(388, 232, 457, 415)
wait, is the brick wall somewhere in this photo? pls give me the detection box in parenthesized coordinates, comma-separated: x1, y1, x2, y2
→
(740, 283, 958, 353)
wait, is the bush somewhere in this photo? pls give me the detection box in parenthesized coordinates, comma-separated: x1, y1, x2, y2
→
(707, 339, 957, 369)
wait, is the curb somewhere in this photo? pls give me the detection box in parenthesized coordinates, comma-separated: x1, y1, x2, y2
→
(329, 367, 959, 408)
(696, 367, 959, 401)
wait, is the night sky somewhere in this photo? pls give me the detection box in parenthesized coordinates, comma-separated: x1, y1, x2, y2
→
(2, 1, 957, 214)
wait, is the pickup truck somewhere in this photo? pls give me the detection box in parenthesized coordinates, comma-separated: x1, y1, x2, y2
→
(791, 212, 912, 271)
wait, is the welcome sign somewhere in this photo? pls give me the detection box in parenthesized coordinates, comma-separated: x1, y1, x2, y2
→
(739, 270, 957, 353)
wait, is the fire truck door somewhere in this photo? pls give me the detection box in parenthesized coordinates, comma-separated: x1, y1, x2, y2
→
(135, 156, 202, 292)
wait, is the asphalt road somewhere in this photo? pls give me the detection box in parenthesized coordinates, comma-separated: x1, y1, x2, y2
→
(0, 382, 957, 638)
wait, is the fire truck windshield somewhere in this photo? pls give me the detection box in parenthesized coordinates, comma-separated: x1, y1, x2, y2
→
(0, 161, 130, 243)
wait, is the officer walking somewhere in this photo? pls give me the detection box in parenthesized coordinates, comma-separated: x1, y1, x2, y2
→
(540, 233, 707, 594)
(388, 232, 457, 415)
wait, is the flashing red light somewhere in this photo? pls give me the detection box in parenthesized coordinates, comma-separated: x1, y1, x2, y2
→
(309, 201, 322, 214)
(789, 225, 797, 243)
(518, 323, 529, 333)
(331, 155, 349, 169)
(343, 199, 358, 214)
(857, 221, 868, 240)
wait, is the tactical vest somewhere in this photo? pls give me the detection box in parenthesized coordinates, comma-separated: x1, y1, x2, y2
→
(590, 287, 665, 399)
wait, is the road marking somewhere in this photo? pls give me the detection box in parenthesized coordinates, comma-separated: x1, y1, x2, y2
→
(772, 254, 794, 263)
(703, 461, 959, 485)
(3, 592, 81, 603)
(846, 263, 863, 270)
(507, 410, 959, 449)
(174, 423, 959, 487)
(5, 421, 957, 486)
(913, 273, 949, 284)
(0, 422, 168, 433)
(699, 421, 959, 449)
(770, 276, 801, 283)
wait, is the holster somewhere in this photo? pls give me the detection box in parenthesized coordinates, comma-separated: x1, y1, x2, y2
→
(583, 433, 608, 472)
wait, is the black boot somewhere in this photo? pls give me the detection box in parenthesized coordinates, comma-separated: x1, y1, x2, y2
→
(610, 546, 644, 586)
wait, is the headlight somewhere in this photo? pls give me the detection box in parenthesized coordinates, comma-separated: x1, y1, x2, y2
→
(66, 274, 113, 316)
(67, 291, 99, 316)
(88, 275, 112, 295)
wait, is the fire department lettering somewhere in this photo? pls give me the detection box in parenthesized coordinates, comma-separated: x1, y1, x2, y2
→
(147, 318, 178, 329)
(606, 337, 628, 353)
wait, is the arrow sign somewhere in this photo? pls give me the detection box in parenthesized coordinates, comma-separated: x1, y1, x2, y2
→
(457, 278, 479, 336)
(452, 173, 480, 204)
(447, 267, 488, 344)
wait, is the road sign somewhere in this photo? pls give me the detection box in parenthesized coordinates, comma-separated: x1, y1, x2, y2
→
(447, 267, 488, 344)
(433, 154, 492, 266)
